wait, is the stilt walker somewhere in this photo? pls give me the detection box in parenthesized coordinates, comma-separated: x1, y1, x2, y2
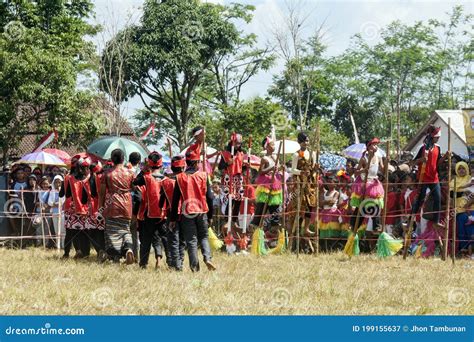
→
(403, 125, 447, 259)
(251, 141, 283, 256)
(314, 125, 320, 256)
(225, 133, 236, 254)
(238, 136, 252, 251)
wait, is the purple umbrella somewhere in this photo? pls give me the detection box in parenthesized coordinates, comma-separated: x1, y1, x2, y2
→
(342, 143, 385, 160)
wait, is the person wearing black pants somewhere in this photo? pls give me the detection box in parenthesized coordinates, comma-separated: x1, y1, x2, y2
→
(162, 156, 187, 271)
(132, 151, 167, 269)
(169, 144, 216, 272)
(408, 125, 448, 228)
(139, 217, 165, 268)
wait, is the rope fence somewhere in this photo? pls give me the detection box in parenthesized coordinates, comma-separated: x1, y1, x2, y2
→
(0, 175, 472, 257)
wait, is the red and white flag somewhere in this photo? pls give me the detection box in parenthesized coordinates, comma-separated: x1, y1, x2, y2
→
(140, 122, 155, 140)
(33, 130, 58, 152)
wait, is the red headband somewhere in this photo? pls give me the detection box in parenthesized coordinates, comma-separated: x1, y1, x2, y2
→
(147, 152, 163, 168)
(366, 137, 380, 147)
(171, 158, 186, 168)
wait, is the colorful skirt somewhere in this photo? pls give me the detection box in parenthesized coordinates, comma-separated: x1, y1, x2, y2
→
(255, 173, 282, 206)
(350, 176, 384, 209)
(222, 173, 244, 201)
(339, 208, 352, 238)
(318, 208, 341, 238)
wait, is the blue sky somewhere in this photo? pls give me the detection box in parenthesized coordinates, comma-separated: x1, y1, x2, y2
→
(91, 0, 473, 118)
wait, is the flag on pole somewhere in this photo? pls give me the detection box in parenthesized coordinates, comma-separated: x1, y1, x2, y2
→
(33, 130, 58, 153)
(140, 122, 155, 140)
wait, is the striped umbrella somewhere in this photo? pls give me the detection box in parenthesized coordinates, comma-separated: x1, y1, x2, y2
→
(16, 151, 66, 166)
(342, 143, 386, 160)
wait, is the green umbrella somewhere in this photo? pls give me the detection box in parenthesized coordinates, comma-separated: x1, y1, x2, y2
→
(87, 136, 149, 161)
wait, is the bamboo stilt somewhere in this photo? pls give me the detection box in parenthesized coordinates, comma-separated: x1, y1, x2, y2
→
(452, 177, 457, 264)
(296, 182, 301, 259)
(282, 134, 286, 240)
(443, 119, 452, 261)
(315, 125, 320, 256)
(381, 141, 391, 232)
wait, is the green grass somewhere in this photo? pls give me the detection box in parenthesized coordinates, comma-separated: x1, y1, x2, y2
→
(0, 248, 472, 315)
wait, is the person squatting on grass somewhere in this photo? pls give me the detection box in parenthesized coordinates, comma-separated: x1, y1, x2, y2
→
(99, 149, 136, 264)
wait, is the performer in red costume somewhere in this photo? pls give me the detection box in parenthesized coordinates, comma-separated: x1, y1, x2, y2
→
(218, 133, 245, 228)
(169, 144, 216, 272)
(161, 155, 186, 271)
(60, 155, 93, 259)
(132, 152, 168, 269)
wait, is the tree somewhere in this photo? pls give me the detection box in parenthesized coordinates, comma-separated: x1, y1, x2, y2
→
(98, 11, 137, 136)
(428, 5, 473, 108)
(112, 0, 245, 149)
(0, 1, 102, 166)
(196, 3, 275, 113)
(270, 1, 330, 130)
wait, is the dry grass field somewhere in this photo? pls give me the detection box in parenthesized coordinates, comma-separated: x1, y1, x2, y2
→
(0, 248, 472, 315)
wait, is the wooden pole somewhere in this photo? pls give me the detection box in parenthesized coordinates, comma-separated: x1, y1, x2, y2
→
(296, 181, 301, 259)
(443, 119, 452, 261)
(57, 204, 62, 252)
(452, 177, 457, 264)
(242, 136, 252, 234)
(315, 125, 320, 256)
(282, 134, 286, 236)
(381, 140, 391, 232)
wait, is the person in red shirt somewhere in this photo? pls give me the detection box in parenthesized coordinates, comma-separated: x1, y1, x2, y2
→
(385, 175, 401, 235)
(132, 152, 168, 269)
(99, 149, 136, 264)
(169, 144, 216, 272)
(162, 155, 186, 271)
(239, 180, 256, 232)
(218, 133, 245, 228)
(409, 125, 449, 227)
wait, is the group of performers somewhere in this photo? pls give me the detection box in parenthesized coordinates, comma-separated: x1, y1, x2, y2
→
(56, 123, 474, 266)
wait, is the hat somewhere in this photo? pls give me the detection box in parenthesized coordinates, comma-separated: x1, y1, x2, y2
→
(427, 125, 441, 138)
(92, 161, 103, 173)
(72, 154, 91, 167)
(185, 143, 201, 161)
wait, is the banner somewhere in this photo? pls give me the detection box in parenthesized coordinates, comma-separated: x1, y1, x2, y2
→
(463, 109, 474, 161)
(32, 130, 57, 152)
(140, 122, 155, 140)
